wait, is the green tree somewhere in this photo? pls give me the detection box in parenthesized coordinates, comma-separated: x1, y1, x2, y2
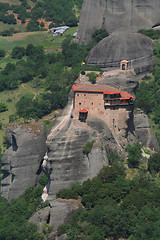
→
(97, 166, 119, 183)
(92, 29, 109, 43)
(0, 103, 8, 112)
(148, 151, 160, 173)
(83, 141, 95, 156)
(126, 143, 142, 168)
(11, 46, 25, 59)
(86, 72, 97, 84)
(0, 49, 5, 58)
(26, 20, 40, 31)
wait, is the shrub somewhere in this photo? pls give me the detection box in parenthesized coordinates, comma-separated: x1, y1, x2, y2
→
(57, 223, 70, 236)
(0, 103, 8, 112)
(86, 72, 97, 84)
(26, 20, 40, 32)
(11, 46, 25, 59)
(92, 29, 109, 43)
(43, 120, 52, 134)
(1, 29, 13, 36)
(97, 166, 119, 183)
(0, 49, 5, 58)
(83, 140, 95, 156)
(138, 29, 160, 40)
(126, 143, 142, 168)
(56, 189, 78, 199)
(148, 151, 160, 174)
(39, 174, 48, 186)
(81, 70, 85, 75)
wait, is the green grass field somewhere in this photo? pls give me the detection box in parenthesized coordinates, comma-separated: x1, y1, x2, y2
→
(0, 0, 20, 4)
(0, 27, 77, 70)
(0, 22, 26, 32)
(0, 27, 77, 51)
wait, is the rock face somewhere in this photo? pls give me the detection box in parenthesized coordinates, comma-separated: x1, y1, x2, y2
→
(45, 116, 110, 200)
(29, 199, 81, 237)
(1, 126, 46, 201)
(98, 71, 139, 96)
(42, 99, 131, 200)
(77, 0, 160, 45)
(134, 109, 159, 152)
(86, 31, 154, 71)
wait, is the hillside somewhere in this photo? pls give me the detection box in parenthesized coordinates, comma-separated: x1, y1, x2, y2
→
(0, 1, 160, 239)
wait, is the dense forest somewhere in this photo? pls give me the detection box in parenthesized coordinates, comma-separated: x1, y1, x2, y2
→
(55, 149, 160, 240)
(0, 175, 50, 240)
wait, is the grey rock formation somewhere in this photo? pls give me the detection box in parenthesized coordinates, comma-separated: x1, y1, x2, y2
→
(1, 126, 46, 201)
(29, 207, 50, 233)
(45, 117, 109, 200)
(29, 199, 81, 233)
(86, 31, 154, 71)
(134, 109, 159, 151)
(77, 0, 160, 45)
(98, 71, 139, 96)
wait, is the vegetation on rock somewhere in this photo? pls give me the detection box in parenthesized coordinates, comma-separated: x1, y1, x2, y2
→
(91, 29, 109, 43)
(135, 42, 160, 146)
(86, 72, 97, 84)
(56, 151, 160, 240)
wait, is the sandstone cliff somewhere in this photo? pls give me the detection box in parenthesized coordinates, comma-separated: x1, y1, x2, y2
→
(77, 0, 160, 45)
(1, 125, 46, 201)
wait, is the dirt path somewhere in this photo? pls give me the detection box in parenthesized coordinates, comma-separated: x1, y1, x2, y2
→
(21, 83, 37, 101)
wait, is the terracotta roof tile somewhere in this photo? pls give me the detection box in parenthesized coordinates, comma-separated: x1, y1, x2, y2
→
(72, 84, 135, 100)
(79, 109, 88, 113)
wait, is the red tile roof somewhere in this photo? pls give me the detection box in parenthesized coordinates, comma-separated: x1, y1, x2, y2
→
(72, 84, 135, 100)
(79, 109, 88, 113)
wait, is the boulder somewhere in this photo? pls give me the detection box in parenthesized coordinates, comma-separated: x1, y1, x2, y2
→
(98, 71, 139, 96)
(76, 0, 160, 45)
(29, 207, 50, 233)
(1, 125, 46, 201)
(86, 31, 154, 71)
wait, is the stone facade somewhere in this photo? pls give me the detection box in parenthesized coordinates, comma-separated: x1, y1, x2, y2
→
(72, 83, 134, 133)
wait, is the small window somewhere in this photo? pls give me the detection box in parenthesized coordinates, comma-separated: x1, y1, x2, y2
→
(99, 103, 101, 105)
(79, 103, 81, 105)
(84, 94, 86, 96)
(77, 94, 79, 96)
(92, 103, 93, 105)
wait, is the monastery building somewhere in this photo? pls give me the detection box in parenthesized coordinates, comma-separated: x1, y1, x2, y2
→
(72, 83, 135, 132)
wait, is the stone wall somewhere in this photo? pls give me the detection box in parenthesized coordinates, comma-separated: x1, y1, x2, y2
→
(74, 91, 104, 119)
(105, 105, 132, 133)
